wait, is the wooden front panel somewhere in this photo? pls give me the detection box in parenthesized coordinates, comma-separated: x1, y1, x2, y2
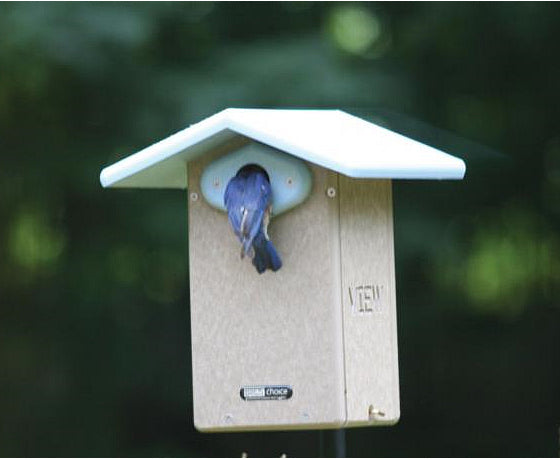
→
(188, 152, 345, 431)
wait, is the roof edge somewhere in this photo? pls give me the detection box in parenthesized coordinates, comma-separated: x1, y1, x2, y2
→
(100, 108, 467, 188)
(100, 109, 232, 188)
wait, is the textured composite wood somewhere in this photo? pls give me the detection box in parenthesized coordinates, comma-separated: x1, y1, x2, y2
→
(339, 177, 400, 426)
(189, 151, 345, 431)
(187, 142, 399, 431)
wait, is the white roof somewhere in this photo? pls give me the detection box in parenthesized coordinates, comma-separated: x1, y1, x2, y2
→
(100, 108, 465, 188)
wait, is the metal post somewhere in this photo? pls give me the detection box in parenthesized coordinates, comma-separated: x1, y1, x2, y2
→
(319, 429, 346, 457)
(334, 429, 346, 457)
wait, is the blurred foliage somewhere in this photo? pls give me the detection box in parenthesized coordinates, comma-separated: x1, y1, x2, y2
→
(436, 205, 560, 318)
(0, 2, 559, 457)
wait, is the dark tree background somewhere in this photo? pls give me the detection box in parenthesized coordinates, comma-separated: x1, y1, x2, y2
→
(0, 2, 559, 457)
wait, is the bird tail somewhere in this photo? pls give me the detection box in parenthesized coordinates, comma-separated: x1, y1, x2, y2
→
(252, 235, 282, 274)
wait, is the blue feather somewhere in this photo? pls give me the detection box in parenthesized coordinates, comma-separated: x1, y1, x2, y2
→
(252, 233, 282, 274)
(224, 165, 282, 273)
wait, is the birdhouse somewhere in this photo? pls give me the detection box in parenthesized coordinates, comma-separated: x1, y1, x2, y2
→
(100, 108, 465, 432)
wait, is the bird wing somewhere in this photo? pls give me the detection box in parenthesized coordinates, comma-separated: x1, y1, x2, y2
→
(240, 172, 270, 243)
(224, 170, 272, 258)
(224, 176, 246, 241)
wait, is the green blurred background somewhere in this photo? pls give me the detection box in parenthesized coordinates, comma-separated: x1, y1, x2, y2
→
(1, 2, 559, 457)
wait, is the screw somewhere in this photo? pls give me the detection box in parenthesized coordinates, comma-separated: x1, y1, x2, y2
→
(368, 405, 385, 419)
(213, 177, 220, 188)
(286, 177, 293, 186)
(326, 187, 336, 198)
(190, 192, 199, 202)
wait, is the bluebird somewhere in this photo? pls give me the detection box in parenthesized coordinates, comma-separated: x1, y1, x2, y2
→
(224, 164, 282, 274)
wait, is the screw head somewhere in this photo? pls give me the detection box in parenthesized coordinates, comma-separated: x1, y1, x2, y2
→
(286, 177, 294, 186)
(326, 187, 336, 198)
(368, 405, 385, 419)
(190, 192, 199, 202)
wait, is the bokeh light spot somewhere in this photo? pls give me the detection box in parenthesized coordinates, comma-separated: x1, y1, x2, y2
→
(328, 5, 383, 56)
(7, 208, 65, 273)
(436, 207, 560, 318)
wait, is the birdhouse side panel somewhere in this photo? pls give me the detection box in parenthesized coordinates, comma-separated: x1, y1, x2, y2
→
(188, 152, 346, 432)
(339, 177, 400, 426)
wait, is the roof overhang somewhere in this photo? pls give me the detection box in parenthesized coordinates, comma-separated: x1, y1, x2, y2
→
(100, 108, 466, 189)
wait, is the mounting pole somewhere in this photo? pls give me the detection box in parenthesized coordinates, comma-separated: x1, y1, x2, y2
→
(319, 429, 346, 457)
